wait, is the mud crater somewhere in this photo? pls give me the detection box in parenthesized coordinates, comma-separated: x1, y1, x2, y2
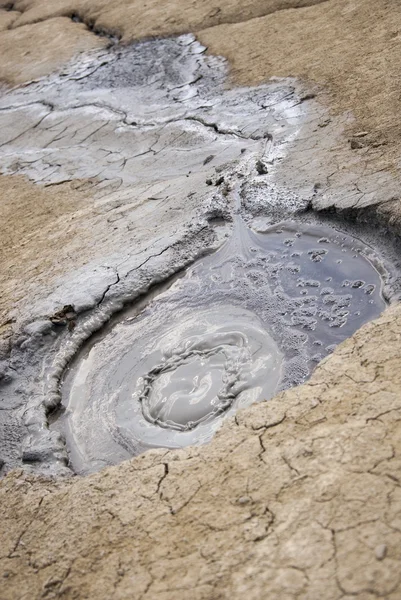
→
(57, 217, 387, 474)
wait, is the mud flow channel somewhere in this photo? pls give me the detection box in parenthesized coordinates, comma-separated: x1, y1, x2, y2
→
(58, 213, 386, 474)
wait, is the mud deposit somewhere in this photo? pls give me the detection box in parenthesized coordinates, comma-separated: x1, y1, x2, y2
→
(58, 216, 386, 474)
(0, 35, 399, 476)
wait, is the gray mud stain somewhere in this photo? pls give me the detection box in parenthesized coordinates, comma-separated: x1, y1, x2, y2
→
(60, 220, 385, 474)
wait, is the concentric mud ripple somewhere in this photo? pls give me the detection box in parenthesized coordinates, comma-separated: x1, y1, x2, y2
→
(59, 219, 386, 474)
(136, 312, 281, 432)
(62, 306, 282, 472)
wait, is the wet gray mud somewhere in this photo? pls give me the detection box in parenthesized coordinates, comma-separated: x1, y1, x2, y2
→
(59, 214, 387, 474)
(0, 35, 400, 476)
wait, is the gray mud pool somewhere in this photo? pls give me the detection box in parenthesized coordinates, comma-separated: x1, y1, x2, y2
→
(57, 216, 386, 474)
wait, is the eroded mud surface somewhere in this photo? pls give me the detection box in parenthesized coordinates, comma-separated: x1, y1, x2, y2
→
(0, 35, 399, 476)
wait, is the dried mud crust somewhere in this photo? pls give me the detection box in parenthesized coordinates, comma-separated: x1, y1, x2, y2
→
(2, 303, 401, 599)
(0, 15, 108, 84)
(2, 0, 328, 41)
(0, 0, 327, 85)
(0, 0, 399, 190)
(0, 176, 97, 343)
(199, 0, 401, 181)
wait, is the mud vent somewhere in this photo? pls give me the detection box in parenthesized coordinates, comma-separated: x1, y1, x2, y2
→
(57, 220, 386, 474)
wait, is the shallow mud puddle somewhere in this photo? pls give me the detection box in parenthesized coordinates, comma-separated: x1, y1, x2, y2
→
(59, 215, 385, 474)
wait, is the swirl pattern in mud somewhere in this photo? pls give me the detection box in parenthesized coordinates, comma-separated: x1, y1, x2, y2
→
(63, 306, 281, 473)
(136, 313, 281, 432)
(57, 219, 387, 474)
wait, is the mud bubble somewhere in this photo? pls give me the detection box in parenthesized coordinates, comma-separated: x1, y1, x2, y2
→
(57, 220, 386, 474)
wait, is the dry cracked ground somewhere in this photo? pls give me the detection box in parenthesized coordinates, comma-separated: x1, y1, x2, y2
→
(1, 0, 401, 598)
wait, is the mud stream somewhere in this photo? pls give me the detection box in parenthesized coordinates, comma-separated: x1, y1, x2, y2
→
(59, 201, 386, 474)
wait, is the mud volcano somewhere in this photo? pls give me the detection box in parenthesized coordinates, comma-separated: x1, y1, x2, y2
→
(0, 35, 399, 477)
(58, 217, 386, 474)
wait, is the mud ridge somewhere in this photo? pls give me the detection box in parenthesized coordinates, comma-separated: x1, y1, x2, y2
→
(1, 0, 121, 43)
(2, 0, 330, 40)
(69, 12, 121, 44)
(194, 0, 331, 31)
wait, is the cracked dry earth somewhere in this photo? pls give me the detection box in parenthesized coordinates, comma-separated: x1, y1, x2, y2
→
(2, 0, 401, 598)
(3, 306, 401, 599)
